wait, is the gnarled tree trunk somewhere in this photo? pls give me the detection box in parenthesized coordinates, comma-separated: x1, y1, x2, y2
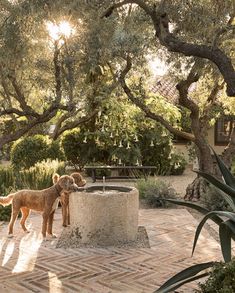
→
(184, 141, 214, 201)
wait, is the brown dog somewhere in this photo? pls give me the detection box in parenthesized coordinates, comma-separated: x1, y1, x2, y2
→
(0, 175, 80, 239)
(53, 172, 86, 227)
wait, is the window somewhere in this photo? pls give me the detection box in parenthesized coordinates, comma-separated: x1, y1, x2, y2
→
(214, 116, 234, 145)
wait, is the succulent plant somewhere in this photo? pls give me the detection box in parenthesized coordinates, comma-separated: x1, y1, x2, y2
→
(156, 148, 235, 293)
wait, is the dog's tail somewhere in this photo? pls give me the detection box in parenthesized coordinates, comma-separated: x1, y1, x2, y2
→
(0, 194, 14, 206)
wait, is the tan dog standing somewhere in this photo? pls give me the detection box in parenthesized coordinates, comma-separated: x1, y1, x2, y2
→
(0, 175, 80, 239)
(53, 172, 86, 227)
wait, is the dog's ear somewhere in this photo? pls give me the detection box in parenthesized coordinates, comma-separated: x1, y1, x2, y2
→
(71, 172, 86, 186)
(52, 173, 60, 184)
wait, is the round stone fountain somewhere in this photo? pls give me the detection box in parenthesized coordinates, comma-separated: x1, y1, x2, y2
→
(69, 186, 139, 246)
(56, 185, 147, 248)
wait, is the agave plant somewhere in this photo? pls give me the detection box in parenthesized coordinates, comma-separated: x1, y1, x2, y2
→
(155, 148, 235, 293)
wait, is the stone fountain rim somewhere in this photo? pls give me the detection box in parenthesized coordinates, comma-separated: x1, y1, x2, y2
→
(82, 185, 135, 193)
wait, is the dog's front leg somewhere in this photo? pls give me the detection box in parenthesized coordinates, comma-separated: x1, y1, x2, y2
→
(8, 204, 20, 237)
(47, 210, 56, 238)
(62, 204, 67, 227)
(42, 211, 49, 238)
(67, 205, 70, 226)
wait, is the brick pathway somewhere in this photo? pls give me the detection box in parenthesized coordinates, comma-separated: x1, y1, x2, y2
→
(0, 206, 223, 293)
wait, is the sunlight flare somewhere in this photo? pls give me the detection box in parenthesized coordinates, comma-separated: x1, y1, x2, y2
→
(46, 21, 74, 41)
(2, 240, 15, 266)
(12, 232, 42, 273)
(48, 271, 63, 293)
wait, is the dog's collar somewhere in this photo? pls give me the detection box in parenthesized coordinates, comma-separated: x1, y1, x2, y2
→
(54, 185, 62, 197)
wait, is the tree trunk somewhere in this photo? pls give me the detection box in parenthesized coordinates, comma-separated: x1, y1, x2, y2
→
(184, 141, 214, 201)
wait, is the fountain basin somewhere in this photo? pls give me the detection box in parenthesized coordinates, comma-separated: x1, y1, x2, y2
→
(69, 186, 139, 246)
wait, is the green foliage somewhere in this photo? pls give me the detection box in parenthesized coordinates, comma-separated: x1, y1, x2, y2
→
(61, 129, 106, 168)
(136, 178, 176, 208)
(197, 259, 235, 293)
(17, 160, 66, 190)
(138, 127, 171, 174)
(10, 135, 65, 170)
(156, 150, 235, 292)
(0, 165, 15, 194)
(11, 135, 49, 170)
(110, 145, 141, 166)
(85, 162, 111, 177)
(200, 185, 232, 212)
(0, 204, 12, 222)
(47, 140, 65, 162)
(62, 126, 187, 176)
(169, 153, 187, 175)
(137, 126, 187, 175)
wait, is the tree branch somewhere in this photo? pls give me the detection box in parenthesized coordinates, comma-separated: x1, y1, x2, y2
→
(103, 1, 235, 96)
(118, 56, 195, 141)
(7, 72, 38, 118)
(51, 109, 99, 140)
(0, 107, 58, 150)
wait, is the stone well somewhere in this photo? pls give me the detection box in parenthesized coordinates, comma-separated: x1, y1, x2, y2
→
(69, 186, 139, 246)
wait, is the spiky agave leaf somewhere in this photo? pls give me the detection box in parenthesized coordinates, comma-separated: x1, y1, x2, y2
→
(192, 211, 235, 262)
(210, 146, 235, 189)
(195, 170, 235, 210)
(155, 262, 215, 293)
(165, 198, 224, 226)
(164, 198, 209, 214)
(219, 221, 232, 263)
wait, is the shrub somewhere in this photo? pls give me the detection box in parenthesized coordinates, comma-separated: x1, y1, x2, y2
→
(0, 186, 17, 221)
(17, 159, 66, 190)
(137, 128, 172, 175)
(169, 153, 187, 175)
(11, 135, 49, 170)
(110, 145, 141, 166)
(47, 140, 65, 162)
(136, 178, 177, 208)
(0, 165, 15, 194)
(0, 204, 12, 222)
(85, 162, 111, 177)
(197, 259, 235, 293)
(62, 129, 101, 168)
(10, 135, 65, 170)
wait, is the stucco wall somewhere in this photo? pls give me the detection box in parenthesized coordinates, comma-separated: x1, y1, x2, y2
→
(173, 126, 225, 163)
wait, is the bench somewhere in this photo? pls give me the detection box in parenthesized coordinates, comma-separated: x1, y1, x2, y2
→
(84, 166, 157, 182)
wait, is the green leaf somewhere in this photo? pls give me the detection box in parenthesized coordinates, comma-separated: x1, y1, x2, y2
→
(210, 147, 235, 188)
(219, 221, 232, 262)
(217, 190, 235, 212)
(155, 272, 210, 293)
(165, 199, 223, 226)
(164, 198, 209, 214)
(154, 262, 215, 293)
(192, 211, 235, 257)
(222, 219, 235, 241)
(195, 170, 235, 199)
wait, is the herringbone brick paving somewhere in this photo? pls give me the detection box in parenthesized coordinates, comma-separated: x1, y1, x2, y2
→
(0, 205, 224, 293)
(0, 206, 224, 293)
